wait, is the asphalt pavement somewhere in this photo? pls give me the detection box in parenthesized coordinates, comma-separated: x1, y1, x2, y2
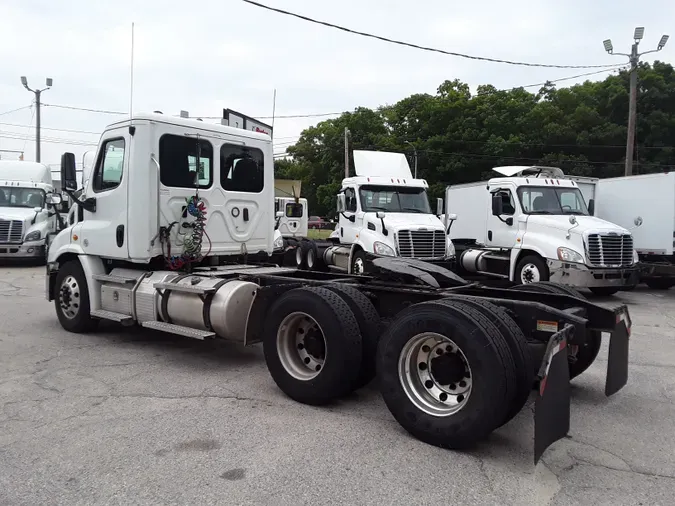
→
(1, 265, 674, 505)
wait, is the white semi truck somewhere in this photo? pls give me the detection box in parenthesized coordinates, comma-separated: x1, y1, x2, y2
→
(45, 112, 633, 463)
(294, 150, 455, 274)
(0, 160, 64, 260)
(442, 166, 640, 296)
(570, 171, 675, 290)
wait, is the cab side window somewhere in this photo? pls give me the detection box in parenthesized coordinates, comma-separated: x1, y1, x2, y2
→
(93, 138, 125, 192)
(497, 189, 515, 215)
(344, 188, 357, 212)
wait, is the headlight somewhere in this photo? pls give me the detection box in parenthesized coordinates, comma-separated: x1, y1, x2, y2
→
(446, 236, 455, 258)
(557, 247, 584, 264)
(25, 230, 41, 242)
(633, 249, 639, 264)
(373, 241, 395, 256)
(273, 235, 284, 250)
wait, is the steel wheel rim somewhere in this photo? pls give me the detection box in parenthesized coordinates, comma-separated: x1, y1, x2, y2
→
(277, 311, 326, 381)
(521, 263, 540, 283)
(59, 275, 81, 319)
(307, 248, 315, 269)
(353, 257, 364, 275)
(398, 332, 472, 417)
(295, 246, 304, 267)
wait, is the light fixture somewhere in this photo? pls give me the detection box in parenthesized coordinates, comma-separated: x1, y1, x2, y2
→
(634, 27, 645, 41)
(603, 39, 613, 53)
(658, 34, 669, 50)
(46, 78, 53, 87)
(20, 76, 27, 87)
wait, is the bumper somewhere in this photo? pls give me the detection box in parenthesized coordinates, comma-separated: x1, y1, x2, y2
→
(547, 260, 639, 289)
(0, 242, 46, 258)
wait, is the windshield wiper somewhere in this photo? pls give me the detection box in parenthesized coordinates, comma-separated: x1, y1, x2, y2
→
(563, 210, 587, 215)
(529, 210, 555, 215)
(402, 207, 428, 213)
(367, 206, 388, 211)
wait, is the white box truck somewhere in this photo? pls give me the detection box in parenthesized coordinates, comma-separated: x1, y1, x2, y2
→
(0, 160, 64, 260)
(570, 172, 675, 290)
(44, 111, 634, 463)
(443, 166, 640, 296)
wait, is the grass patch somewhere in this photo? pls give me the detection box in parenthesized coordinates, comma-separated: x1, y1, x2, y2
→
(307, 228, 334, 240)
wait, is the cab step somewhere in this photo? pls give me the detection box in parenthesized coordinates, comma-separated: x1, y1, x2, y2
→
(91, 309, 134, 325)
(92, 273, 139, 285)
(140, 321, 216, 340)
(153, 281, 216, 295)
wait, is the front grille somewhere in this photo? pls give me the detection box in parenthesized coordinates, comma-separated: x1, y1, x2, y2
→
(0, 220, 23, 244)
(586, 233, 633, 267)
(397, 229, 445, 258)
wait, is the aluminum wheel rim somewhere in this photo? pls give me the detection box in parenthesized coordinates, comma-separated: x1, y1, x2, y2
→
(353, 257, 364, 275)
(59, 275, 81, 319)
(520, 263, 541, 283)
(277, 311, 326, 381)
(398, 332, 472, 417)
(295, 246, 304, 267)
(307, 248, 315, 269)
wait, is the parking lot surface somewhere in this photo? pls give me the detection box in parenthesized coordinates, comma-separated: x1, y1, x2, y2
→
(1, 265, 674, 505)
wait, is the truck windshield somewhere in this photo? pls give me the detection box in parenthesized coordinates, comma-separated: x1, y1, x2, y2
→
(359, 186, 431, 214)
(0, 187, 45, 208)
(517, 186, 589, 215)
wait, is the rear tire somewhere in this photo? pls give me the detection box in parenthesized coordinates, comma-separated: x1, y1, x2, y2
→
(645, 278, 675, 290)
(295, 240, 311, 269)
(323, 284, 381, 389)
(54, 260, 98, 333)
(377, 300, 517, 449)
(262, 286, 363, 405)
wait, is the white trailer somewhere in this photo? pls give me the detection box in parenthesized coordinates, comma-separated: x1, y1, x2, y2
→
(0, 161, 64, 260)
(443, 166, 640, 296)
(569, 172, 675, 290)
(44, 112, 633, 464)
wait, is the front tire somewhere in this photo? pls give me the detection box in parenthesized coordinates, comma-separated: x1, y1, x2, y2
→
(515, 255, 549, 284)
(589, 287, 619, 296)
(54, 260, 98, 333)
(377, 300, 517, 449)
(645, 278, 675, 290)
(350, 250, 367, 275)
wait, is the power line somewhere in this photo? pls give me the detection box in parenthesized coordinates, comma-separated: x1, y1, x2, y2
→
(490, 65, 628, 94)
(0, 105, 32, 117)
(0, 133, 97, 147)
(0, 121, 101, 135)
(43, 103, 126, 115)
(241, 0, 623, 70)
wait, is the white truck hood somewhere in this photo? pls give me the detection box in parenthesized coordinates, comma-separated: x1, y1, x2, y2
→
(0, 207, 38, 221)
(527, 215, 630, 235)
(375, 213, 444, 231)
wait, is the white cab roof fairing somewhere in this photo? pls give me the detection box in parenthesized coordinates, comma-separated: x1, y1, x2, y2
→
(492, 165, 566, 178)
(0, 161, 52, 185)
(353, 150, 413, 179)
(274, 179, 302, 198)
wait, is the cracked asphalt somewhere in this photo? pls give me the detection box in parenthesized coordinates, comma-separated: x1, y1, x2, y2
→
(1, 265, 675, 505)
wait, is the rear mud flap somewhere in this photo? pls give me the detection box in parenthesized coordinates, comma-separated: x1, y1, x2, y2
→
(534, 326, 571, 465)
(605, 312, 630, 396)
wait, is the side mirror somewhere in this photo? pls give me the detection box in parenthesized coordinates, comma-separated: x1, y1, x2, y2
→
(634, 216, 643, 227)
(275, 211, 284, 219)
(46, 193, 63, 206)
(447, 213, 458, 222)
(436, 197, 444, 216)
(375, 211, 386, 219)
(60, 152, 78, 191)
(588, 199, 595, 216)
(33, 206, 42, 214)
(491, 193, 503, 216)
(337, 194, 346, 213)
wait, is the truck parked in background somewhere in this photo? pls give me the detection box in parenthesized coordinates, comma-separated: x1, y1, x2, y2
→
(571, 171, 675, 290)
(0, 160, 63, 260)
(295, 150, 454, 274)
(442, 166, 639, 296)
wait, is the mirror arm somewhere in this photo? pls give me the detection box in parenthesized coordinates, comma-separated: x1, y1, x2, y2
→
(379, 217, 388, 236)
(340, 212, 355, 223)
(64, 189, 96, 213)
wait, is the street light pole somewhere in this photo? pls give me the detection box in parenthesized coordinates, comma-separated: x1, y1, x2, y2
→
(20, 76, 53, 163)
(603, 29, 669, 176)
(405, 141, 418, 178)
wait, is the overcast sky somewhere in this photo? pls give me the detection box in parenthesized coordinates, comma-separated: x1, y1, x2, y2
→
(1, 0, 673, 169)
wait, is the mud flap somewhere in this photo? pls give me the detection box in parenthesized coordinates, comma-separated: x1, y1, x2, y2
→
(605, 310, 631, 396)
(534, 325, 572, 465)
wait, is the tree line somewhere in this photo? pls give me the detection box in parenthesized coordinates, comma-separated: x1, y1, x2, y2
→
(274, 61, 675, 217)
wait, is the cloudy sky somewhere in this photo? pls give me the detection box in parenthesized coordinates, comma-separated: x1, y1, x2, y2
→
(1, 0, 673, 169)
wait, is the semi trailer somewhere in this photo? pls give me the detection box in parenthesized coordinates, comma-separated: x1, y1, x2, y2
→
(45, 112, 632, 464)
(442, 166, 640, 296)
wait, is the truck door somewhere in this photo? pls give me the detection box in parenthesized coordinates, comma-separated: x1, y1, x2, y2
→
(486, 187, 519, 248)
(78, 130, 129, 259)
(339, 187, 360, 244)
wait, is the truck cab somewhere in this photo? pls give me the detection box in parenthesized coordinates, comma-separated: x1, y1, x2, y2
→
(0, 161, 63, 260)
(445, 165, 639, 295)
(320, 150, 453, 274)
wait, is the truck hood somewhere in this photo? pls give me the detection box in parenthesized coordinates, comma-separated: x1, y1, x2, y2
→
(0, 207, 39, 221)
(526, 214, 630, 235)
(374, 213, 444, 231)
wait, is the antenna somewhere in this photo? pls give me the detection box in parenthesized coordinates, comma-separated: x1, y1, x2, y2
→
(271, 89, 277, 139)
(129, 22, 135, 122)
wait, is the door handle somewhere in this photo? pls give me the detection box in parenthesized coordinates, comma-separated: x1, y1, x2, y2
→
(116, 225, 124, 247)
(243, 208, 249, 222)
(487, 230, 492, 241)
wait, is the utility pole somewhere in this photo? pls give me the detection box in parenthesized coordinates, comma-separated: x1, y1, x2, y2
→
(603, 29, 669, 176)
(20, 76, 53, 163)
(405, 141, 418, 178)
(344, 127, 350, 178)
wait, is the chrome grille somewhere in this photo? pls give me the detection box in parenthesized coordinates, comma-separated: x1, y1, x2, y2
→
(586, 233, 633, 267)
(397, 230, 445, 258)
(0, 220, 23, 244)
